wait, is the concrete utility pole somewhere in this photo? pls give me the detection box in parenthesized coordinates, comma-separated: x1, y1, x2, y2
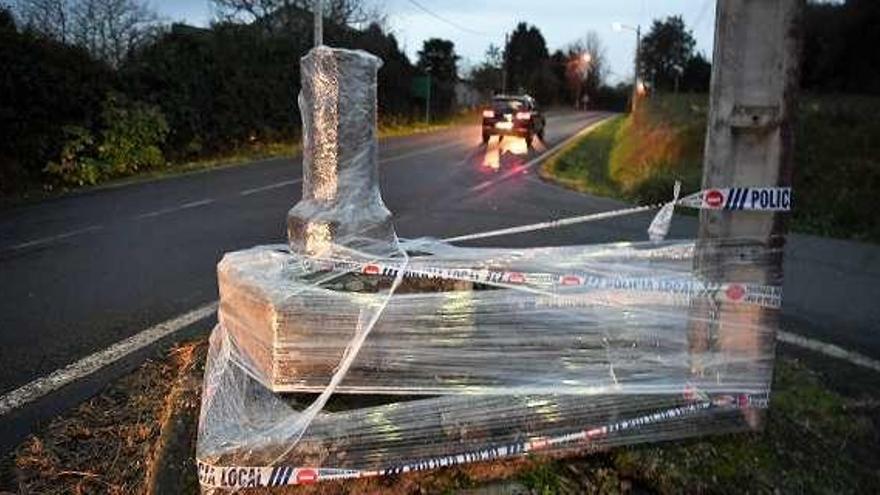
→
(689, 0, 802, 427)
(425, 67, 432, 124)
(501, 33, 509, 94)
(613, 22, 641, 112)
(633, 24, 641, 112)
(313, 0, 323, 46)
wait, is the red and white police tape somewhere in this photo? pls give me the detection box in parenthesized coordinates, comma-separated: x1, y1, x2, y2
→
(302, 258, 783, 310)
(441, 185, 791, 245)
(679, 187, 791, 212)
(196, 391, 768, 489)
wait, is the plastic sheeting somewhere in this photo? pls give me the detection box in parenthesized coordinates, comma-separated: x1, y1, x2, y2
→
(286, 46, 398, 258)
(213, 241, 779, 395)
(197, 238, 780, 491)
(195, 46, 782, 491)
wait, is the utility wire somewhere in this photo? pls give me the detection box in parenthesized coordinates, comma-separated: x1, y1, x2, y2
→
(405, 0, 492, 37)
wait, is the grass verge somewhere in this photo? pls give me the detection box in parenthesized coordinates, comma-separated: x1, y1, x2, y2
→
(541, 95, 706, 208)
(539, 115, 627, 199)
(4, 338, 877, 494)
(518, 354, 880, 494)
(542, 93, 880, 243)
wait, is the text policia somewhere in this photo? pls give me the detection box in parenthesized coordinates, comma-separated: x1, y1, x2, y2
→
(684, 187, 792, 211)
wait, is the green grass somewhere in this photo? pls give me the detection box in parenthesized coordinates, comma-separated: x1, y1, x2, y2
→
(519, 462, 565, 494)
(540, 115, 626, 198)
(542, 95, 706, 207)
(378, 110, 479, 138)
(611, 358, 879, 493)
(793, 95, 880, 242)
(543, 93, 880, 243)
(515, 356, 880, 494)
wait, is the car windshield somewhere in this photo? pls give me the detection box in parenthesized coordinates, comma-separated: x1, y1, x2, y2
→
(492, 99, 526, 112)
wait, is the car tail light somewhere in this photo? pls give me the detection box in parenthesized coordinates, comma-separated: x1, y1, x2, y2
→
(515, 111, 531, 120)
(482, 109, 495, 118)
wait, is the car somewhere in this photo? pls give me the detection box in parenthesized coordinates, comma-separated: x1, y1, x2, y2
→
(481, 95, 546, 146)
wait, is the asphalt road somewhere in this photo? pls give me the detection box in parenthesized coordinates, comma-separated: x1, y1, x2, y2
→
(0, 112, 627, 445)
(3, 111, 693, 395)
(1, 110, 878, 452)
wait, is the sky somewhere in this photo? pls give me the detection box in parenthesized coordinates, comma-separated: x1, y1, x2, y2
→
(151, 0, 717, 84)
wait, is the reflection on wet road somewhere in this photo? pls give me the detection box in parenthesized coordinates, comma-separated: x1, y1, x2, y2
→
(480, 135, 546, 171)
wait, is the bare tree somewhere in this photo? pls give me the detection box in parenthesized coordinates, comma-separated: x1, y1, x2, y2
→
(484, 43, 502, 69)
(210, 0, 376, 33)
(211, 0, 287, 24)
(325, 0, 372, 26)
(14, 0, 159, 66)
(14, 0, 73, 41)
(69, 0, 159, 66)
(564, 31, 608, 108)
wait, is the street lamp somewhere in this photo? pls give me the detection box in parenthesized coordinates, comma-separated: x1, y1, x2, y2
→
(560, 52, 592, 110)
(613, 21, 641, 112)
(673, 63, 684, 94)
(578, 52, 593, 110)
(425, 65, 432, 124)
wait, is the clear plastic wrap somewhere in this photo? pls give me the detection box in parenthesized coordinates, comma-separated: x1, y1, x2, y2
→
(287, 46, 398, 258)
(214, 241, 778, 395)
(195, 47, 782, 491)
(197, 238, 779, 491)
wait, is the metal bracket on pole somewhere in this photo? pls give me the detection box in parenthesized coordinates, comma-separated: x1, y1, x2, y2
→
(729, 105, 782, 132)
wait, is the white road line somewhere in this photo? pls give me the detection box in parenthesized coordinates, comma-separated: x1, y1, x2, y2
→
(777, 330, 880, 373)
(180, 199, 214, 209)
(136, 198, 215, 219)
(231, 140, 462, 197)
(7, 135, 466, 252)
(472, 180, 493, 192)
(5, 225, 104, 251)
(0, 302, 218, 417)
(467, 116, 611, 195)
(239, 178, 302, 196)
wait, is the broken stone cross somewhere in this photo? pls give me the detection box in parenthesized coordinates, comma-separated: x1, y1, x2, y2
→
(287, 46, 398, 257)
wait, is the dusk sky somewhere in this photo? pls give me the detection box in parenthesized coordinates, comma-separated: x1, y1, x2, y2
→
(152, 0, 717, 83)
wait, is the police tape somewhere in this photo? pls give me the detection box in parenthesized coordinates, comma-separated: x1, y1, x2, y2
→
(300, 258, 783, 309)
(196, 392, 768, 489)
(678, 187, 792, 212)
(442, 186, 791, 245)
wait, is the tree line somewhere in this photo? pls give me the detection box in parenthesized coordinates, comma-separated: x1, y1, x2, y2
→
(1, 0, 712, 195)
(2, 0, 876, 195)
(1, 0, 420, 193)
(0, 1, 698, 195)
(467, 18, 712, 113)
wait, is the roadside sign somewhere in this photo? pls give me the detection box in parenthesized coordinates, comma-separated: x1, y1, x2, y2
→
(411, 76, 430, 99)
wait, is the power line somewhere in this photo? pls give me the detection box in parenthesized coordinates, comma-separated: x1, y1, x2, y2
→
(405, 0, 492, 37)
